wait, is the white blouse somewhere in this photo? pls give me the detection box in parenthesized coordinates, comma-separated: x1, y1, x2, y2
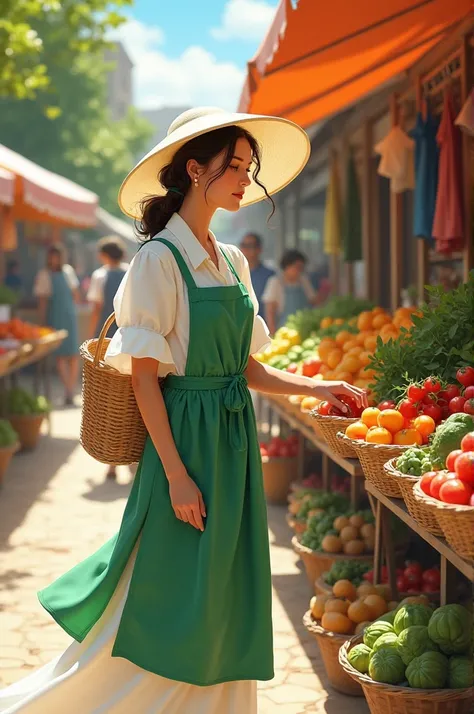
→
(262, 273, 316, 313)
(33, 265, 79, 297)
(105, 213, 271, 377)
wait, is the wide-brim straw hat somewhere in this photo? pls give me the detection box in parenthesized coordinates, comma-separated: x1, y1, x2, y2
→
(118, 107, 311, 219)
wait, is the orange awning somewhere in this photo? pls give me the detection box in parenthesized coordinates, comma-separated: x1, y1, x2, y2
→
(0, 167, 15, 206)
(239, 0, 473, 127)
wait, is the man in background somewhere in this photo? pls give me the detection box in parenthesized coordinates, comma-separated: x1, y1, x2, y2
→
(4, 259, 22, 293)
(239, 232, 274, 319)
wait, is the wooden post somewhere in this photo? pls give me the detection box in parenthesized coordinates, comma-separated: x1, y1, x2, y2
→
(361, 121, 374, 299)
(461, 34, 473, 281)
(279, 195, 287, 255)
(293, 180, 301, 249)
(389, 94, 403, 311)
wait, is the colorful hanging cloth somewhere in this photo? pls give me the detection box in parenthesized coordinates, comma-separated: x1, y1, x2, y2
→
(342, 151, 362, 262)
(323, 159, 341, 256)
(375, 125, 415, 193)
(455, 88, 474, 136)
(411, 109, 439, 242)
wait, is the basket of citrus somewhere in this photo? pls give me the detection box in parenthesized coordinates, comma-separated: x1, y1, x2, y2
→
(303, 579, 399, 696)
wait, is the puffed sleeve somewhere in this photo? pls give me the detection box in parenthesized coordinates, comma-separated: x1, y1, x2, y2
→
(104, 245, 176, 375)
(33, 269, 52, 298)
(224, 245, 271, 356)
(63, 264, 79, 290)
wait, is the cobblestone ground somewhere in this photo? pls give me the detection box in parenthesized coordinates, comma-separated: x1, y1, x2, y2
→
(0, 401, 368, 714)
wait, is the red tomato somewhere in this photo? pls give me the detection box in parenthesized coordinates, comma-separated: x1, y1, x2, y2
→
(446, 449, 463, 471)
(317, 401, 332, 416)
(396, 575, 408, 592)
(422, 403, 442, 423)
(328, 405, 344, 417)
(286, 363, 298, 374)
(422, 393, 438, 406)
(266, 443, 280, 457)
(407, 384, 426, 402)
(457, 366, 474, 387)
(439, 478, 473, 505)
(404, 562, 423, 578)
(422, 583, 438, 593)
(454, 451, 474, 487)
(430, 471, 456, 500)
(461, 432, 474, 452)
(302, 358, 322, 378)
(422, 568, 441, 588)
(420, 471, 438, 496)
(441, 385, 461, 401)
(449, 396, 467, 414)
(424, 376, 442, 393)
(338, 394, 361, 418)
(398, 399, 418, 419)
(378, 400, 397, 411)
(463, 386, 474, 400)
(464, 398, 474, 416)
(404, 568, 422, 588)
(278, 444, 292, 458)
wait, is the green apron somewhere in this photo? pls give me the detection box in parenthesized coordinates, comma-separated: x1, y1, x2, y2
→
(38, 237, 274, 687)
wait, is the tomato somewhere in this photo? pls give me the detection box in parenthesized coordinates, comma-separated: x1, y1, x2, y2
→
(420, 471, 438, 496)
(463, 386, 474, 400)
(302, 358, 322, 377)
(318, 401, 332, 416)
(422, 583, 438, 593)
(328, 405, 345, 417)
(441, 385, 461, 401)
(446, 449, 462, 471)
(456, 366, 474, 387)
(461, 432, 474, 452)
(422, 568, 441, 589)
(396, 575, 408, 592)
(338, 394, 361, 418)
(464, 398, 474, 416)
(404, 562, 423, 578)
(430, 471, 456, 500)
(422, 392, 438, 406)
(278, 444, 292, 458)
(422, 403, 442, 423)
(407, 384, 426, 401)
(286, 363, 298, 374)
(424, 376, 442, 393)
(454, 451, 474, 487)
(449, 396, 467, 414)
(439, 478, 473, 505)
(398, 399, 418, 419)
(413, 415, 436, 437)
(378, 400, 396, 411)
(363, 569, 374, 583)
(266, 443, 280, 457)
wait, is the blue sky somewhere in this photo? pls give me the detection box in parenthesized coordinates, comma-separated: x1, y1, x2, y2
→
(114, 0, 278, 111)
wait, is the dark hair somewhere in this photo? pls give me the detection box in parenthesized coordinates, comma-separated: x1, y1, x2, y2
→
(241, 232, 263, 249)
(47, 245, 66, 270)
(7, 259, 19, 271)
(136, 125, 274, 239)
(98, 235, 126, 262)
(280, 249, 307, 271)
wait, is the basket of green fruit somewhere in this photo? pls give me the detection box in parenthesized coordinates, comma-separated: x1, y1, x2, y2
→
(385, 455, 443, 536)
(7, 388, 51, 450)
(339, 602, 474, 714)
(0, 420, 19, 484)
(316, 559, 372, 595)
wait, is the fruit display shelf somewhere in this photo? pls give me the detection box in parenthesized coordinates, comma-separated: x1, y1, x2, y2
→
(0, 330, 67, 379)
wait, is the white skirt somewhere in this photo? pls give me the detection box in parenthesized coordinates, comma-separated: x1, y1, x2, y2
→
(0, 546, 257, 714)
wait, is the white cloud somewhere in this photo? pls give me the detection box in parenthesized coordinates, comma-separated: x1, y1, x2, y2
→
(112, 19, 245, 112)
(211, 0, 277, 42)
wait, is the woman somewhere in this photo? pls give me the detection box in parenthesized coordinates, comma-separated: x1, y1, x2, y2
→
(0, 107, 367, 714)
(263, 248, 318, 335)
(33, 245, 80, 406)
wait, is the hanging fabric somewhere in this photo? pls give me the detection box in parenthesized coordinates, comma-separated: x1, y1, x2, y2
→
(411, 109, 439, 241)
(432, 90, 464, 254)
(323, 158, 342, 256)
(375, 125, 415, 193)
(342, 150, 362, 262)
(455, 88, 474, 136)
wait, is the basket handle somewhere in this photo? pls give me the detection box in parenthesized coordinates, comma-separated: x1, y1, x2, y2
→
(93, 313, 116, 367)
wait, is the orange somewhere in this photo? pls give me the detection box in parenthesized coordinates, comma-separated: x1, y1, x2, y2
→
(372, 306, 386, 315)
(380, 327, 399, 343)
(342, 339, 359, 353)
(372, 313, 392, 330)
(413, 415, 436, 438)
(353, 379, 370, 389)
(393, 428, 423, 446)
(361, 407, 380, 428)
(364, 594, 388, 618)
(319, 364, 330, 375)
(335, 330, 353, 346)
(324, 370, 337, 380)
(366, 426, 392, 444)
(345, 421, 369, 440)
(321, 612, 353, 635)
(359, 351, 372, 367)
(356, 330, 370, 346)
(362, 367, 376, 380)
(377, 409, 404, 434)
(320, 317, 333, 329)
(334, 371, 353, 384)
(347, 346, 363, 357)
(340, 355, 361, 374)
(324, 598, 350, 615)
(333, 580, 358, 602)
(318, 339, 337, 362)
(357, 311, 373, 331)
(347, 600, 374, 624)
(334, 318, 345, 325)
(398, 318, 414, 330)
(363, 334, 378, 352)
(327, 348, 343, 369)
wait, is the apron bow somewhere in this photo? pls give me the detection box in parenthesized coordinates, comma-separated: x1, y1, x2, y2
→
(224, 375, 248, 451)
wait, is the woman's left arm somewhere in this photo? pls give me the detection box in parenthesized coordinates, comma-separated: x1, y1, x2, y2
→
(245, 356, 368, 413)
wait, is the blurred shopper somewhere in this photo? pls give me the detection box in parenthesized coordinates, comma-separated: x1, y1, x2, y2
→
(34, 246, 80, 406)
(239, 232, 274, 317)
(263, 248, 318, 335)
(3, 259, 22, 293)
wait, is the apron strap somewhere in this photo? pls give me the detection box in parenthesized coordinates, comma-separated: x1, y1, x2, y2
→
(220, 247, 241, 284)
(148, 237, 197, 291)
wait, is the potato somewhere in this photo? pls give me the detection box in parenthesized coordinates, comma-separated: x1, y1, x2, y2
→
(322, 535, 343, 553)
(340, 525, 360, 543)
(343, 539, 365, 555)
(333, 516, 350, 532)
(349, 514, 365, 529)
(360, 523, 375, 539)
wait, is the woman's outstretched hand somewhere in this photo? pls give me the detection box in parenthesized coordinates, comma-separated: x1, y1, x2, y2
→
(313, 381, 369, 414)
(168, 468, 206, 532)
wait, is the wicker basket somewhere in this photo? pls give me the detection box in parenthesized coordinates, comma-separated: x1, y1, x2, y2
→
(9, 414, 45, 451)
(303, 611, 363, 696)
(384, 459, 443, 536)
(80, 314, 147, 465)
(0, 442, 19, 485)
(292, 536, 373, 586)
(262, 455, 295, 504)
(310, 411, 359, 457)
(339, 636, 474, 714)
(314, 574, 333, 595)
(413, 481, 474, 559)
(285, 512, 307, 534)
(337, 433, 410, 497)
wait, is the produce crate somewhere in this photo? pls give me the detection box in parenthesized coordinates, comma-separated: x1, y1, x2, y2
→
(337, 434, 410, 498)
(413, 481, 474, 560)
(9, 414, 45, 451)
(0, 442, 19, 485)
(339, 636, 474, 714)
(311, 413, 359, 457)
(384, 459, 443, 536)
(285, 512, 307, 534)
(303, 611, 363, 696)
(262, 455, 295, 504)
(291, 536, 373, 586)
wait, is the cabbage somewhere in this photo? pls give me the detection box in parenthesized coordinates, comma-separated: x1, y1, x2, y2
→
(406, 651, 448, 689)
(348, 643, 371, 674)
(363, 621, 395, 649)
(448, 656, 474, 689)
(369, 649, 405, 685)
(428, 604, 473, 655)
(393, 604, 432, 635)
(397, 626, 439, 666)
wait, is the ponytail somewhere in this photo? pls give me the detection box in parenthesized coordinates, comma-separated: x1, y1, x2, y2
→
(136, 160, 191, 240)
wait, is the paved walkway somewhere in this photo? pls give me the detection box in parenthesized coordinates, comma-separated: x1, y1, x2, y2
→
(0, 400, 368, 714)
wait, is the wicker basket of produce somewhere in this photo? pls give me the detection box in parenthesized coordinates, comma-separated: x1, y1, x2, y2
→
(311, 411, 359, 457)
(337, 433, 411, 497)
(292, 536, 373, 586)
(262, 455, 296, 504)
(413, 481, 474, 559)
(339, 633, 474, 714)
(0, 441, 19, 485)
(384, 458, 443, 536)
(8, 414, 45, 451)
(303, 611, 363, 696)
(285, 512, 307, 534)
(314, 574, 333, 595)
